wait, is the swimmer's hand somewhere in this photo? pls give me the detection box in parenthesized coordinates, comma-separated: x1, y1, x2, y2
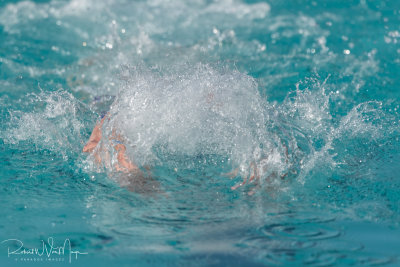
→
(83, 117, 105, 153)
(114, 143, 139, 173)
(225, 162, 261, 195)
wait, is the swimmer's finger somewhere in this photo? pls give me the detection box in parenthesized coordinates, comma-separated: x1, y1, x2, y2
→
(248, 162, 257, 183)
(83, 141, 98, 153)
(248, 189, 256, 196)
(231, 174, 248, 190)
(248, 184, 260, 196)
(231, 182, 244, 190)
(249, 173, 255, 183)
(222, 168, 239, 179)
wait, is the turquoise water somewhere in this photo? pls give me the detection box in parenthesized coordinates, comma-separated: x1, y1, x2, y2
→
(1, 0, 400, 266)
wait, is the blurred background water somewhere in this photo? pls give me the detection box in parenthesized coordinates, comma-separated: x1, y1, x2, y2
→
(1, 0, 400, 266)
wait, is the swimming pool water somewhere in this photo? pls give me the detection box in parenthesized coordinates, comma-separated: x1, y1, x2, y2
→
(1, 0, 400, 266)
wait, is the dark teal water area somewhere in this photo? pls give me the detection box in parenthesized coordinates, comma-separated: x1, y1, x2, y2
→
(1, 0, 400, 266)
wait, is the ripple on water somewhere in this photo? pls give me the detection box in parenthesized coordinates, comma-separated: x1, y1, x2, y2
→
(234, 211, 370, 266)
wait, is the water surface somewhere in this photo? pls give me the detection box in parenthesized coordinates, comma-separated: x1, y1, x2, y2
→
(1, 0, 400, 266)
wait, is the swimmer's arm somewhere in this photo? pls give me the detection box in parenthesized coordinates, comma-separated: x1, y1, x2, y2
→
(83, 116, 106, 153)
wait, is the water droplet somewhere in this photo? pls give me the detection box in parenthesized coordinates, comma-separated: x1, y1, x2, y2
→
(105, 43, 113, 49)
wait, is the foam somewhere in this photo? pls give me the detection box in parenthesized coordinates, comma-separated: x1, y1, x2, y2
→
(203, 0, 270, 20)
(1, 63, 398, 195)
(2, 91, 92, 160)
(276, 78, 399, 185)
(93, 64, 288, 181)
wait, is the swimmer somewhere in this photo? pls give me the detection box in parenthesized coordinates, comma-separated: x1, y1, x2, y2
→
(83, 94, 288, 195)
